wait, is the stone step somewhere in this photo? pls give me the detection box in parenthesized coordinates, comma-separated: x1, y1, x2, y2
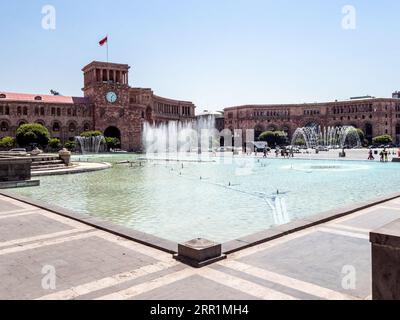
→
(31, 157, 60, 162)
(31, 160, 64, 165)
(31, 165, 67, 171)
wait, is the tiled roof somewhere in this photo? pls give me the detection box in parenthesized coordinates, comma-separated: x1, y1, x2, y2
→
(0, 92, 89, 104)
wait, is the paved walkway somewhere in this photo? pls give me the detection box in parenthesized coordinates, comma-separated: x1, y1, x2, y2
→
(1, 194, 400, 300)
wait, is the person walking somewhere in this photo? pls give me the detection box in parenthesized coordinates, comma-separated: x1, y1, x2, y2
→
(368, 149, 375, 161)
(384, 148, 389, 162)
(380, 149, 384, 162)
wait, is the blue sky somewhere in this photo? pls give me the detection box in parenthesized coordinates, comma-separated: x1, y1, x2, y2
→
(0, 0, 399, 111)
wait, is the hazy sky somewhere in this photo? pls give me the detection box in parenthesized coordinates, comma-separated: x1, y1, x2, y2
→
(1, 0, 399, 111)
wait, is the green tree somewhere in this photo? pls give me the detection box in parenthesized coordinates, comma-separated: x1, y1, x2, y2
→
(258, 131, 288, 146)
(49, 138, 61, 150)
(105, 137, 120, 150)
(80, 130, 103, 138)
(293, 137, 306, 146)
(0, 136, 16, 149)
(373, 135, 393, 145)
(64, 140, 77, 151)
(348, 128, 365, 143)
(16, 123, 50, 148)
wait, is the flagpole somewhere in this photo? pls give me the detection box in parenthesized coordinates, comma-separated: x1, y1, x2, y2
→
(106, 34, 109, 64)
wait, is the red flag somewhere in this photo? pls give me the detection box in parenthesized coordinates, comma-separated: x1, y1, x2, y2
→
(99, 36, 108, 46)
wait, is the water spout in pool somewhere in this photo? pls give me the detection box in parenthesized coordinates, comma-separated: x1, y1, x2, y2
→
(291, 125, 361, 150)
(75, 135, 105, 154)
(142, 115, 217, 156)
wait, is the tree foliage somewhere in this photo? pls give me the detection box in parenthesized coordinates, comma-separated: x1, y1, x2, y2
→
(105, 137, 120, 150)
(373, 135, 393, 145)
(80, 130, 103, 138)
(49, 138, 61, 150)
(0, 136, 16, 149)
(258, 131, 288, 146)
(16, 123, 50, 148)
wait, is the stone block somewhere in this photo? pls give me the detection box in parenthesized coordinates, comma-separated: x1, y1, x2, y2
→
(370, 218, 400, 300)
(174, 238, 226, 268)
(0, 157, 32, 182)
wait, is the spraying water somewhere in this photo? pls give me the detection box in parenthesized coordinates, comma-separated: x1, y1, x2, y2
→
(142, 115, 217, 155)
(75, 135, 105, 154)
(291, 125, 361, 149)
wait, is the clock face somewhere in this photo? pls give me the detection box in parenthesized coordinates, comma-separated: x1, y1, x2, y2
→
(106, 91, 118, 103)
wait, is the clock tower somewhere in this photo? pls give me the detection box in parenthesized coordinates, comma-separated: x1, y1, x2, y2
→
(82, 61, 141, 151)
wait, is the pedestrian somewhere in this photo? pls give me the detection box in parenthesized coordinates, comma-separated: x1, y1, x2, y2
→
(368, 149, 374, 161)
(384, 148, 389, 162)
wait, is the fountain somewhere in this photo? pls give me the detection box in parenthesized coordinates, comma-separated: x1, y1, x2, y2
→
(143, 115, 217, 156)
(75, 135, 105, 154)
(291, 125, 361, 149)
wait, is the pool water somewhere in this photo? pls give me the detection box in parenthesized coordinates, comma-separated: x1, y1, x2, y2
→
(9, 154, 400, 243)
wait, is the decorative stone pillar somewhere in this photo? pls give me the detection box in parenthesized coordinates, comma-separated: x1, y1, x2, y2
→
(59, 148, 72, 166)
(370, 219, 400, 300)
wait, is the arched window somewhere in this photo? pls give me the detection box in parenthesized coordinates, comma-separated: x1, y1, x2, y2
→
(40, 107, 45, 116)
(23, 107, 28, 116)
(18, 121, 27, 127)
(34, 96, 42, 101)
(17, 107, 22, 116)
(35, 120, 45, 126)
(365, 123, 373, 143)
(0, 121, 9, 132)
(68, 123, 76, 132)
(0, 94, 6, 99)
(83, 123, 90, 131)
(53, 122, 61, 132)
(396, 124, 400, 136)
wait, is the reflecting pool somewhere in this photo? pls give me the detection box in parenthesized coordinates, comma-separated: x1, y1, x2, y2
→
(9, 154, 400, 243)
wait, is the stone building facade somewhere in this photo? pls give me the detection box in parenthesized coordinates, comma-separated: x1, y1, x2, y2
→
(0, 61, 196, 151)
(224, 97, 400, 144)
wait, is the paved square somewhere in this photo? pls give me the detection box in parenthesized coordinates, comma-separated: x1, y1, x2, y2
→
(0, 194, 398, 300)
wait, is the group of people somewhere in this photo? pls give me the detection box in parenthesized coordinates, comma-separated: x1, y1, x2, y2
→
(368, 148, 397, 162)
(258, 147, 294, 158)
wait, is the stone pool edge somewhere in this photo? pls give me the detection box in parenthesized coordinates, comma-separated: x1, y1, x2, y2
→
(1, 190, 400, 257)
(222, 192, 400, 254)
(0, 190, 178, 254)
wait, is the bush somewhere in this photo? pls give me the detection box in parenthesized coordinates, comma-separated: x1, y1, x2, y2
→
(105, 137, 120, 150)
(373, 135, 393, 145)
(293, 137, 306, 146)
(258, 131, 288, 146)
(354, 128, 365, 142)
(80, 130, 103, 138)
(0, 136, 16, 149)
(49, 138, 61, 150)
(16, 123, 50, 148)
(64, 140, 77, 151)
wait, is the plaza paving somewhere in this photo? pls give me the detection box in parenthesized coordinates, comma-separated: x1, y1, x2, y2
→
(1, 193, 400, 300)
